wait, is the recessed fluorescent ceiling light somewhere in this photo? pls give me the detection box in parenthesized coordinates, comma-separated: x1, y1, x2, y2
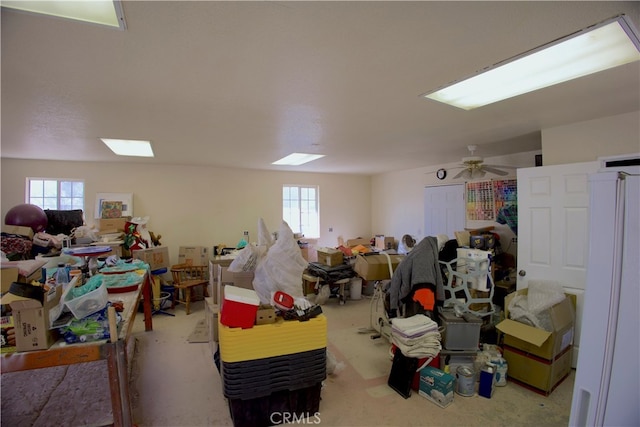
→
(101, 138, 154, 157)
(422, 14, 640, 110)
(272, 153, 325, 166)
(1, 0, 126, 30)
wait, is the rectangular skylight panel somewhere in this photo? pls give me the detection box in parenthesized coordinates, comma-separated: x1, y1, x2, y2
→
(101, 138, 154, 157)
(423, 16, 640, 110)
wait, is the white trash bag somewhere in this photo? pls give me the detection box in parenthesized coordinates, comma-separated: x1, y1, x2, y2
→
(252, 221, 308, 305)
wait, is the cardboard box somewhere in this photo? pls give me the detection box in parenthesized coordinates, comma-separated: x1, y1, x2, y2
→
(256, 305, 276, 325)
(299, 245, 310, 262)
(316, 247, 344, 267)
(178, 246, 209, 266)
(503, 345, 572, 394)
(418, 366, 454, 408)
(208, 258, 233, 299)
(216, 265, 255, 305)
(1, 268, 19, 294)
(496, 289, 575, 360)
(132, 247, 170, 272)
(11, 285, 63, 352)
(346, 238, 371, 247)
(98, 217, 131, 233)
(353, 254, 404, 281)
(2, 225, 34, 239)
(374, 235, 395, 250)
(205, 297, 219, 348)
(1, 306, 16, 354)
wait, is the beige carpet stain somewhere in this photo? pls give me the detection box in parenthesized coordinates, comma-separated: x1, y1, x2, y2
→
(329, 326, 392, 380)
(365, 384, 396, 398)
(187, 319, 209, 343)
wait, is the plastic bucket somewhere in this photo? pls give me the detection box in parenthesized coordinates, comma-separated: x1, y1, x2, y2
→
(349, 278, 362, 300)
(456, 366, 475, 396)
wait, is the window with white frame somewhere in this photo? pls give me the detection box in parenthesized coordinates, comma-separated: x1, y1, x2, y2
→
(27, 178, 85, 210)
(283, 185, 319, 239)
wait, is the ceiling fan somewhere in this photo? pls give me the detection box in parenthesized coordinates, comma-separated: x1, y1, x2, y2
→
(449, 145, 516, 179)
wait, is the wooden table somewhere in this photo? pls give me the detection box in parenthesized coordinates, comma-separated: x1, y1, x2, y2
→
(1, 272, 153, 427)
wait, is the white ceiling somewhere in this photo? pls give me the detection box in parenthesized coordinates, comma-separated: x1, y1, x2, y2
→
(2, 1, 639, 175)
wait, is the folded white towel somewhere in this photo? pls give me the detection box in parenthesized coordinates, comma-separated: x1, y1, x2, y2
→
(392, 332, 442, 359)
(391, 314, 438, 336)
(392, 323, 439, 339)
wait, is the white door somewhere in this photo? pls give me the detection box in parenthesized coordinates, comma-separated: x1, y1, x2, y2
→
(424, 184, 465, 240)
(517, 161, 598, 366)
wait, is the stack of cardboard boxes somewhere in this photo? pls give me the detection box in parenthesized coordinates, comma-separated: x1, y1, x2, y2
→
(206, 257, 256, 354)
(496, 289, 576, 395)
(96, 216, 131, 257)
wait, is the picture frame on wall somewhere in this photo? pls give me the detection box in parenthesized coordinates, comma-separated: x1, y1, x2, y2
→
(95, 193, 133, 219)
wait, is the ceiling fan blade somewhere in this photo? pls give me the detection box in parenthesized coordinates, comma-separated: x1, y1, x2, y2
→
(482, 165, 509, 176)
(425, 166, 464, 175)
(483, 164, 518, 169)
(453, 169, 469, 179)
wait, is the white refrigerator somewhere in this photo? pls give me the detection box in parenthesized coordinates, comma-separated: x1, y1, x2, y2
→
(569, 168, 639, 427)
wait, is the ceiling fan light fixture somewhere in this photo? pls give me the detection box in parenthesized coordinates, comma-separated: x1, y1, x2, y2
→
(421, 14, 640, 110)
(471, 168, 486, 179)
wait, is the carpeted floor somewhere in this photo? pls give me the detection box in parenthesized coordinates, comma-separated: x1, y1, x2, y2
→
(1, 293, 576, 426)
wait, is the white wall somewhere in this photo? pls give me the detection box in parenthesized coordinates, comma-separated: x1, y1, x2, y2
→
(542, 111, 640, 165)
(3, 113, 638, 265)
(0, 159, 371, 265)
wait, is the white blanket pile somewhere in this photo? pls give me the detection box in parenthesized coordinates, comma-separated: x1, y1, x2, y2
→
(391, 314, 441, 359)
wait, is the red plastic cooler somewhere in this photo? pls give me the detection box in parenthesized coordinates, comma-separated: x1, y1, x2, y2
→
(220, 285, 260, 329)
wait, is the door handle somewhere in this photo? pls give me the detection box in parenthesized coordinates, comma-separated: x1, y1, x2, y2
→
(518, 270, 526, 277)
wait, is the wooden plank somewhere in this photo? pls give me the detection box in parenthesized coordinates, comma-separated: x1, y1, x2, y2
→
(106, 344, 125, 427)
(1, 345, 104, 372)
(142, 273, 153, 332)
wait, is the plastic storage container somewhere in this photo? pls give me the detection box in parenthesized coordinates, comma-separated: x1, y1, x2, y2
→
(64, 279, 108, 319)
(55, 263, 70, 285)
(439, 309, 482, 350)
(221, 348, 326, 426)
(221, 348, 326, 400)
(218, 314, 327, 363)
(227, 382, 322, 427)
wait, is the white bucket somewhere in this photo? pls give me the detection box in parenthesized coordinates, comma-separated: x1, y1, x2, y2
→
(349, 278, 362, 300)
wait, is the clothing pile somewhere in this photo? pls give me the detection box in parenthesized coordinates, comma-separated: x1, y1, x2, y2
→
(391, 314, 441, 360)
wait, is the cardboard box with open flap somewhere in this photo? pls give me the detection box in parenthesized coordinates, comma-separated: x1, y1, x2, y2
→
(495, 288, 576, 394)
(496, 288, 576, 360)
(9, 280, 75, 352)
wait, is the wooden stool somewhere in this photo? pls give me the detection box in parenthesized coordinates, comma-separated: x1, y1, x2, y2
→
(170, 264, 209, 315)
